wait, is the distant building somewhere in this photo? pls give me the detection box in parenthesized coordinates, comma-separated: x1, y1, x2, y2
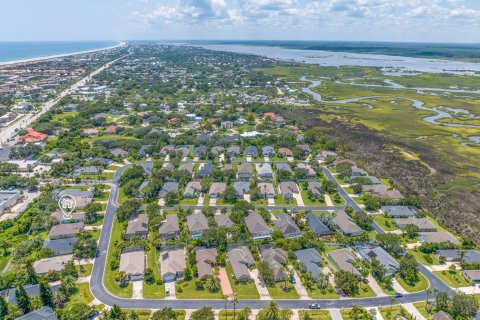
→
(0, 191, 20, 214)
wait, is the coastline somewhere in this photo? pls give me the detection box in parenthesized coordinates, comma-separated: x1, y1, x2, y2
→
(0, 41, 127, 67)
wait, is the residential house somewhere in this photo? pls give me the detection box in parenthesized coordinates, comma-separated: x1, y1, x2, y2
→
(209, 182, 226, 198)
(332, 159, 355, 167)
(138, 145, 151, 157)
(332, 211, 363, 237)
(394, 217, 437, 231)
(214, 214, 233, 227)
(196, 248, 218, 279)
(306, 212, 332, 237)
(184, 180, 202, 197)
(296, 144, 311, 155)
(276, 162, 292, 173)
(33, 255, 73, 274)
(159, 145, 175, 157)
(358, 247, 400, 277)
(308, 181, 322, 195)
(262, 146, 275, 157)
(234, 181, 250, 197)
(317, 151, 337, 162)
(221, 121, 234, 129)
(160, 248, 186, 282)
(48, 222, 84, 240)
(237, 163, 253, 179)
(16, 306, 58, 320)
(328, 248, 360, 276)
(159, 214, 180, 240)
(187, 212, 209, 238)
(297, 163, 316, 178)
(126, 214, 149, 239)
(178, 163, 195, 175)
(159, 182, 179, 198)
(274, 212, 302, 239)
(433, 311, 453, 320)
(435, 250, 480, 264)
(0, 191, 20, 214)
(211, 146, 225, 155)
(258, 163, 273, 179)
(119, 247, 146, 281)
(245, 212, 272, 240)
(244, 146, 258, 157)
(419, 232, 460, 245)
(260, 247, 288, 281)
(162, 163, 175, 172)
(278, 148, 293, 158)
(463, 270, 480, 283)
(258, 182, 275, 198)
(194, 145, 207, 158)
(363, 185, 404, 200)
(295, 248, 322, 278)
(104, 125, 118, 134)
(227, 146, 241, 158)
(110, 147, 129, 158)
(81, 128, 98, 137)
(382, 206, 417, 218)
(279, 181, 299, 199)
(42, 238, 75, 256)
(177, 146, 191, 158)
(197, 162, 213, 178)
(227, 246, 255, 282)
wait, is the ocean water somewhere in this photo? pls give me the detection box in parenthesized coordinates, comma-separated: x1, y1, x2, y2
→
(0, 41, 118, 63)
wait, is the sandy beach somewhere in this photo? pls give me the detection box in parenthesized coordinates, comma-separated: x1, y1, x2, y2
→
(0, 41, 126, 67)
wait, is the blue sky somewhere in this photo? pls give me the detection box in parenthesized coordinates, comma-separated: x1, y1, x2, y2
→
(2, 0, 480, 42)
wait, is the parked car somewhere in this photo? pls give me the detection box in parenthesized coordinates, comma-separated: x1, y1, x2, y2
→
(290, 276, 296, 284)
(309, 303, 321, 309)
(394, 292, 403, 298)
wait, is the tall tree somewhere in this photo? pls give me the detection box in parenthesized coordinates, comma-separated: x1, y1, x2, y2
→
(15, 285, 31, 314)
(39, 281, 53, 306)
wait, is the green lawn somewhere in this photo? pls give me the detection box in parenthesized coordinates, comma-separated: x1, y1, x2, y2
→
(65, 283, 94, 308)
(351, 282, 377, 298)
(371, 214, 398, 231)
(328, 192, 346, 206)
(301, 190, 326, 206)
(104, 218, 132, 298)
(274, 196, 297, 206)
(143, 246, 166, 299)
(433, 270, 471, 288)
(175, 279, 224, 299)
(0, 252, 12, 272)
(117, 188, 130, 205)
(180, 198, 199, 206)
(123, 309, 152, 320)
(83, 134, 137, 143)
(408, 250, 440, 266)
(378, 305, 409, 320)
(225, 264, 259, 299)
(266, 282, 300, 299)
(306, 283, 340, 299)
(413, 301, 434, 320)
(252, 198, 268, 206)
(76, 264, 93, 277)
(340, 308, 371, 320)
(396, 272, 429, 292)
(299, 310, 332, 320)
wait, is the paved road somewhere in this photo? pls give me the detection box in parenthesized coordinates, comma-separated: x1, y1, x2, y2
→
(0, 54, 126, 146)
(320, 165, 362, 212)
(89, 162, 452, 310)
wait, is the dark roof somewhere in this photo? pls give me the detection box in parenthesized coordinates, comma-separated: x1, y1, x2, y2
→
(16, 306, 59, 320)
(306, 212, 332, 236)
(43, 238, 75, 256)
(295, 248, 322, 278)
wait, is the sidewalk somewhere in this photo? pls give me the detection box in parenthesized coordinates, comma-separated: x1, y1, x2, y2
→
(249, 269, 270, 300)
(404, 303, 426, 320)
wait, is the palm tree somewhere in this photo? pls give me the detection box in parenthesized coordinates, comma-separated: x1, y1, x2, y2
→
(232, 293, 238, 320)
(426, 288, 432, 305)
(264, 301, 280, 320)
(205, 275, 220, 293)
(61, 275, 75, 294)
(52, 291, 67, 308)
(223, 294, 229, 320)
(390, 296, 396, 313)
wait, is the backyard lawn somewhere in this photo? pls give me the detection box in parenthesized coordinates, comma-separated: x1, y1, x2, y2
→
(371, 214, 398, 231)
(143, 246, 166, 299)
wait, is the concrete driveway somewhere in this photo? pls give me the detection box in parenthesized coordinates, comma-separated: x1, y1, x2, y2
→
(132, 280, 143, 298)
(292, 270, 310, 299)
(165, 281, 176, 300)
(293, 193, 304, 206)
(367, 275, 387, 297)
(243, 194, 251, 202)
(249, 269, 270, 300)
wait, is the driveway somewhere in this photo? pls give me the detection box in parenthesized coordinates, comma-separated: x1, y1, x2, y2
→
(209, 197, 217, 206)
(165, 281, 176, 300)
(267, 198, 275, 206)
(330, 309, 342, 320)
(292, 270, 310, 299)
(403, 303, 426, 320)
(197, 195, 204, 206)
(246, 156, 252, 162)
(249, 269, 270, 300)
(243, 194, 251, 202)
(218, 268, 233, 297)
(264, 156, 270, 162)
(366, 275, 387, 297)
(293, 193, 304, 206)
(132, 280, 143, 298)
(324, 194, 333, 206)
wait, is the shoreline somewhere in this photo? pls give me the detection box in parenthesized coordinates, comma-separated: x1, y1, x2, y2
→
(0, 41, 127, 67)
